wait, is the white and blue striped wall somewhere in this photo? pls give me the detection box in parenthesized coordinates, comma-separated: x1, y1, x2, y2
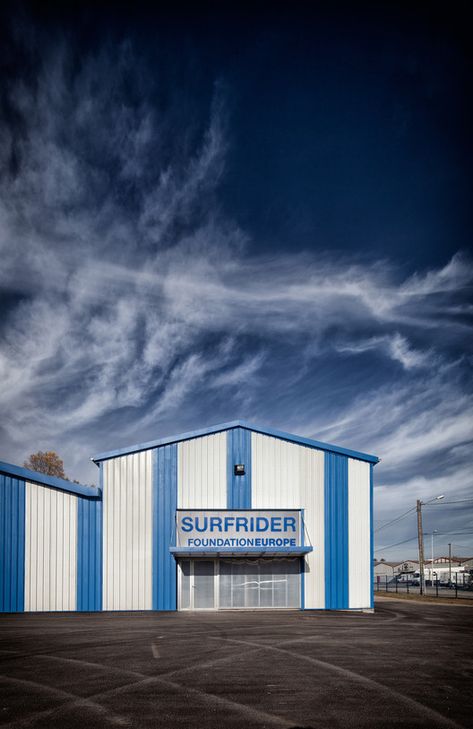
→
(0, 463, 102, 613)
(99, 425, 374, 612)
(1, 423, 375, 613)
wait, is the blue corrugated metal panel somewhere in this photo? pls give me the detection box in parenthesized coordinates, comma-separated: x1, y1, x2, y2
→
(77, 493, 103, 612)
(227, 427, 252, 509)
(0, 460, 99, 498)
(324, 453, 349, 609)
(370, 463, 374, 609)
(153, 445, 177, 611)
(92, 420, 379, 465)
(0, 474, 25, 612)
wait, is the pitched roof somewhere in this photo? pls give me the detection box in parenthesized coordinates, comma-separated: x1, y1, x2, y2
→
(91, 419, 379, 465)
(0, 460, 100, 498)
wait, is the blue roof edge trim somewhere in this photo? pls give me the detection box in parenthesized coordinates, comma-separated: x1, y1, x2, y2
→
(0, 460, 101, 498)
(91, 419, 379, 465)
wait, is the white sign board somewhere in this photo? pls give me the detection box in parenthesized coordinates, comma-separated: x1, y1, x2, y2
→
(176, 509, 302, 549)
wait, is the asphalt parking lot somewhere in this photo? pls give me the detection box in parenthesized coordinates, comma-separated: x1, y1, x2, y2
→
(1, 599, 472, 729)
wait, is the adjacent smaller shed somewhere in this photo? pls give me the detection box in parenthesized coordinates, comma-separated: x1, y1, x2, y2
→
(0, 461, 102, 613)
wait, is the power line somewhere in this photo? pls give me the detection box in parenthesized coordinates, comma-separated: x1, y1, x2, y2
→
(375, 498, 473, 535)
(426, 498, 473, 505)
(426, 531, 473, 537)
(374, 535, 418, 552)
(374, 506, 416, 533)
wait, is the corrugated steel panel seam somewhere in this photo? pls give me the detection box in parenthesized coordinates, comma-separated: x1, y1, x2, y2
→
(153, 445, 177, 611)
(227, 427, 252, 509)
(324, 453, 349, 609)
(0, 474, 25, 612)
(92, 420, 379, 465)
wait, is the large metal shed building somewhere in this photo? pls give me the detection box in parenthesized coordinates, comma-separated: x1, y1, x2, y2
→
(1, 421, 378, 613)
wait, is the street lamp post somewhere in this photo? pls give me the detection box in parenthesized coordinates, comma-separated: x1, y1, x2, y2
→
(416, 495, 444, 595)
(448, 542, 452, 585)
(431, 529, 438, 582)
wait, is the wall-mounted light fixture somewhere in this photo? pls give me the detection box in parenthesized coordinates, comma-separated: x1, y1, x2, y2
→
(234, 464, 245, 476)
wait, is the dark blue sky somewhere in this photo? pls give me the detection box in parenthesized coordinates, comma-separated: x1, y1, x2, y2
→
(0, 2, 472, 559)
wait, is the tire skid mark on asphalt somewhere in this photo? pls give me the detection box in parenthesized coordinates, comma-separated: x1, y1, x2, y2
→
(159, 646, 263, 679)
(0, 674, 132, 729)
(1, 658, 305, 729)
(35, 643, 264, 683)
(213, 637, 465, 729)
(150, 676, 301, 728)
(3, 645, 261, 684)
(32, 653, 147, 679)
(0, 637, 159, 664)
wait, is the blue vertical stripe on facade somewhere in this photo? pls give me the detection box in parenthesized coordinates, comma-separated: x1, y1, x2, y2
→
(153, 444, 177, 611)
(77, 494, 103, 612)
(0, 474, 25, 612)
(324, 453, 349, 609)
(226, 427, 252, 509)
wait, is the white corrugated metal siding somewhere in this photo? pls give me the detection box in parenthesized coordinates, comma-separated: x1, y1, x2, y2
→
(24, 483, 77, 611)
(251, 433, 325, 609)
(178, 433, 226, 508)
(348, 458, 371, 608)
(102, 451, 153, 610)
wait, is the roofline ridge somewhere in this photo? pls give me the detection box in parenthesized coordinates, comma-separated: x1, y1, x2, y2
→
(91, 419, 379, 465)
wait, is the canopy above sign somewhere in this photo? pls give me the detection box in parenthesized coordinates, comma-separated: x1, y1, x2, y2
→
(170, 546, 313, 558)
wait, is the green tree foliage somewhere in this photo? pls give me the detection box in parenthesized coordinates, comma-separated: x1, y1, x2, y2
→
(23, 451, 66, 479)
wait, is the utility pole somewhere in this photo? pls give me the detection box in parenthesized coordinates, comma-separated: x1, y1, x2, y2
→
(416, 495, 444, 596)
(417, 499, 425, 595)
(448, 542, 452, 584)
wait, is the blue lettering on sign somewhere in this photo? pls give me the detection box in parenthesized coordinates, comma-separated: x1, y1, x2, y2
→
(210, 516, 222, 532)
(284, 516, 296, 532)
(236, 516, 247, 531)
(181, 516, 193, 532)
(184, 537, 297, 548)
(256, 517, 269, 531)
(180, 514, 299, 536)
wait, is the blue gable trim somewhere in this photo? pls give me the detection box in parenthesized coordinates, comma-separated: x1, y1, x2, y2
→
(77, 470, 103, 613)
(0, 461, 100, 498)
(324, 452, 349, 609)
(0, 473, 25, 612)
(92, 420, 379, 465)
(227, 427, 252, 509)
(153, 445, 177, 611)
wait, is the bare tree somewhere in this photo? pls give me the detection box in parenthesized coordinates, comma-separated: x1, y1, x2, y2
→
(24, 451, 66, 479)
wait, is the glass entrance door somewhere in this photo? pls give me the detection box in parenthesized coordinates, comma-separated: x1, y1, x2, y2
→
(178, 560, 216, 610)
(219, 558, 300, 608)
(193, 560, 215, 609)
(178, 558, 301, 610)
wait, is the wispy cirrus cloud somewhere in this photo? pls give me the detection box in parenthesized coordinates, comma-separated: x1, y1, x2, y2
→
(0, 39, 472, 558)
